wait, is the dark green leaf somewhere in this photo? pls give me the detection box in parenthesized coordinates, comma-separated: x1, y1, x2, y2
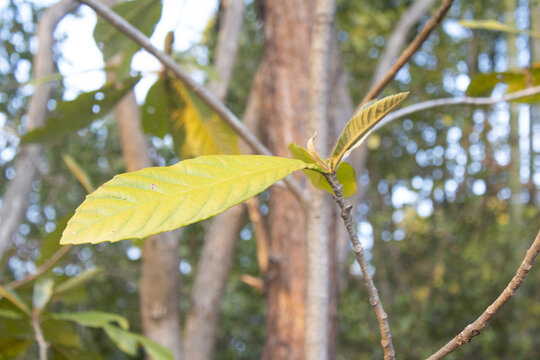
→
(21, 77, 140, 144)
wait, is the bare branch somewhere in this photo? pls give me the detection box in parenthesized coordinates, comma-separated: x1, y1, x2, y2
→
(74, 0, 309, 203)
(324, 173, 395, 360)
(371, 0, 437, 86)
(427, 229, 540, 360)
(32, 309, 49, 360)
(356, 0, 454, 111)
(376, 85, 540, 131)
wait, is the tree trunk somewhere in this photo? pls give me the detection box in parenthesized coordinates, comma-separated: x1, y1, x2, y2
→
(530, 0, 540, 203)
(0, 0, 78, 260)
(259, 1, 312, 359)
(505, 0, 522, 224)
(183, 2, 246, 359)
(114, 91, 182, 359)
(305, 0, 335, 358)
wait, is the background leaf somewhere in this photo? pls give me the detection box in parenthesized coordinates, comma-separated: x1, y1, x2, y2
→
(21, 77, 140, 143)
(330, 92, 408, 170)
(94, 0, 162, 78)
(51, 311, 129, 330)
(459, 19, 540, 38)
(61, 155, 312, 245)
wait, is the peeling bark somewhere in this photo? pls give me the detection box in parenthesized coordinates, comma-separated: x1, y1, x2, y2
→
(259, 1, 313, 359)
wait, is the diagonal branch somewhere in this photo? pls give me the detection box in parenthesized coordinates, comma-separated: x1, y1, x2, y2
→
(74, 0, 308, 203)
(356, 0, 454, 111)
(324, 173, 395, 360)
(375, 85, 540, 131)
(427, 229, 540, 360)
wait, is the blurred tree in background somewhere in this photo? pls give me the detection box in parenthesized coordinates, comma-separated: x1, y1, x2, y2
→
(0, 0, 538, 359)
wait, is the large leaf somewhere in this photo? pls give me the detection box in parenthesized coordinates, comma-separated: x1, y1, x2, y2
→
(60, 155, 312, 245)
(94, 0, 162, 78)
(329, 92, 408, 171)
(22, 77, 140, 143)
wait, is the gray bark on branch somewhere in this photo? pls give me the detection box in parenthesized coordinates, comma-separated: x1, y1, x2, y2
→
(324, 173, 395, 360)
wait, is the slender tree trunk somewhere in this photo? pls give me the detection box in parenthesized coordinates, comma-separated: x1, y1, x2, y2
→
(113, 90, 183, 359)
(530, 0, 540, 204)
(258, 1, 313, 359)
(0, 0, 78, 260)
(305, 0, 335, 358)
(183, 2, 246, 359)
(505, 0, 522, 224)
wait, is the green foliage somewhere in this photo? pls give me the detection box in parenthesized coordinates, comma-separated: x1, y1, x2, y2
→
(94, 0, 162, 78)
(329, 92, 408, 171)
(466, 65, 540, 102)
(21, 77, 140, 143)
(142, 77, 240, 158)
(61, 155, 315, 245)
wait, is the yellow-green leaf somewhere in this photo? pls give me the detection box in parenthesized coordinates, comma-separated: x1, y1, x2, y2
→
(172, 80, 240, 157)
(329, 92, 408, 171)
(459, 20, 540, 39)
(60, 155, 311, 245)
(302, 162, 356, 198)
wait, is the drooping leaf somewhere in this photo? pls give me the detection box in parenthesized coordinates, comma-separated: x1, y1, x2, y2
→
(63, 155, 95, 193)
(141, 77, 240, 157)
(51, 311, 129, 330)
(60, 155, 313, 245)
(94, 0, 162, 78)
(21, 77, 140, 144)
(32, 278, 54, 310)
(0, 287, 30, 315)
(172, 80, 240, 157)
(53, 268, 102, 298)
(459, 20, 540, 38)
(329, 92, 408, 171)
(103, 325, 173, 360)
(0, 309, 24, 320)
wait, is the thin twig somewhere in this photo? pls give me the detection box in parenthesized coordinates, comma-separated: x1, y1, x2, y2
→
(356, 0, 455, 111)
(375, 85, 540, 131)
(75, 0, 309, 204)
(427, 229, 540, 360)
(32, 309, 49, 360)
(5, 245, 72, 291)
(324, 173, 395, 360)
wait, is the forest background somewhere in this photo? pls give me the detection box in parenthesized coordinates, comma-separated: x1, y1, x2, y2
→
(0, 0, 539, 359)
